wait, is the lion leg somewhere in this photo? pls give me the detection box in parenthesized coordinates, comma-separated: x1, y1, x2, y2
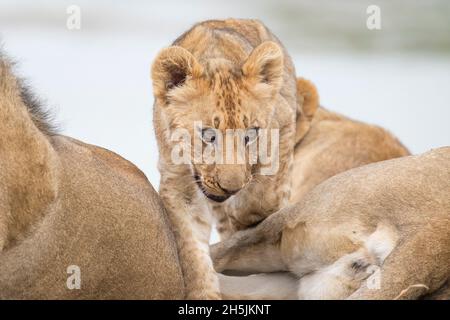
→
(211, 205, 293, 274)
(219, 272, 298, 300)
(297, 249, 376, 300)
(348, 224, 450, 300)
(212, 240, 286, 275)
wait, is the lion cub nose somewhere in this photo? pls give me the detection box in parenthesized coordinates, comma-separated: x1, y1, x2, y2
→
(216, 164, 248, 195)
(217, 176, 246, 195)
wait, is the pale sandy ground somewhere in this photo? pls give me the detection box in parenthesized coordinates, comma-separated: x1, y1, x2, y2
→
(1, 1, 449, 243)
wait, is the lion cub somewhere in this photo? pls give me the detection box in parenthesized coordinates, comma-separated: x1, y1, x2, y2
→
(151, 19, 298, 299)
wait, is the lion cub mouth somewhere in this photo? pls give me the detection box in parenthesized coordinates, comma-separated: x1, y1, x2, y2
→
(202, 192, 231, 203)
(194, 175, 231, 203)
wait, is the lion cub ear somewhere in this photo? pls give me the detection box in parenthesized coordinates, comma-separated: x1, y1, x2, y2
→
(297, 78, 319, 120)
(295, 78, 319, 143)
(151, 46, 203, 102)
(242, 41, 284, 93)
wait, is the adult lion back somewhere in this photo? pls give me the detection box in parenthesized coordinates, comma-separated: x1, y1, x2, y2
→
(0, 55, 184, 299)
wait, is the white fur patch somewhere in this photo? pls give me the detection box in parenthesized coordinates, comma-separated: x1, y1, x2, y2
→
(365, 223, 399, 264)
(296, 223, 399, 299)
(297, 250, 370, 300)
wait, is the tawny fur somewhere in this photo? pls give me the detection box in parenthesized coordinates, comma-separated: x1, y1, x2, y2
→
(218, 76, 410, 234)
(212, 148, 450, 300)
(0, 56, 185, 299)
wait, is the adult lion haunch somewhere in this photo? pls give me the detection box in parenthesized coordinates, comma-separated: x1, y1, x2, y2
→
(0, 55, 184, 299)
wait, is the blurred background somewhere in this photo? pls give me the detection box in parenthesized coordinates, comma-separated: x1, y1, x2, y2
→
(1, 0, 449, 188)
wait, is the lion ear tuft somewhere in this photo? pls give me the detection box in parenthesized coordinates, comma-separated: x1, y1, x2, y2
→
(151, 46, 203, 102)
(297, 78, 319, 120)
(242, 41, 284, 92)
(295, 78, 320, 143)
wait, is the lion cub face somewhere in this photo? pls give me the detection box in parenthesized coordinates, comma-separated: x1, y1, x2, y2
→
(152, 42, 284, 202)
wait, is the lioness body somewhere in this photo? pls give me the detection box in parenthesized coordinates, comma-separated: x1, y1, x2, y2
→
(212, 148, 450, 299)
(0, 56, 184, 299)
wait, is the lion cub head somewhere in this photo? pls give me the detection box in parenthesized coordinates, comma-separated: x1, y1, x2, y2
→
(152, 42, 287, 202)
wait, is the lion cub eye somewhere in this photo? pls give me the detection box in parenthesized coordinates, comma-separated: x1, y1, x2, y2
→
(244, 127, 260, 145)
(201, 128, 217, 144)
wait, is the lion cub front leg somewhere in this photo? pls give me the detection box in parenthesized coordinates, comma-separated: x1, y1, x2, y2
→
(160, 187, 220, 300)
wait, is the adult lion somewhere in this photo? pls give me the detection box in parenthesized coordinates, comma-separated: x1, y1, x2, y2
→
(0, 54, 184, 299)
(212, 148, 450, 300)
